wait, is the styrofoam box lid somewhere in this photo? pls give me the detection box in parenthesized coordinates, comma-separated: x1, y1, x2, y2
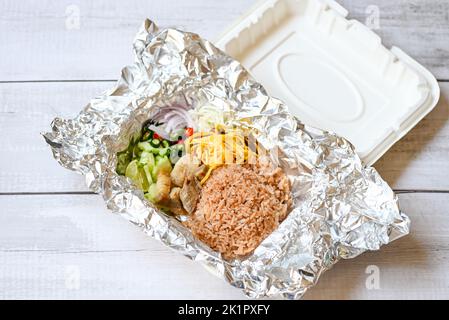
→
(216, 0, 440, 165)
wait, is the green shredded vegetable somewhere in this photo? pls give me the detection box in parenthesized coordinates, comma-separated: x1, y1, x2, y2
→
(116, 123, 187, 208)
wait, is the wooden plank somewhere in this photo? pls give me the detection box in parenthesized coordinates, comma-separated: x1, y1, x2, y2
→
(340, 0, 449, 80)
(0, 0, 255, 81)
(305, 192, 449, 300)
(0, 192, 447, 299)
(374, 81, 449, 191)
(0, 81, 448, 193)
(0, 0, 448, 81)
(0, 194, 245, 299)
(0, 81, 112, 193)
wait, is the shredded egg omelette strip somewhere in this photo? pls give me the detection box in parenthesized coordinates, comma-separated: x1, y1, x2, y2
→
(185, 129, 258, 184)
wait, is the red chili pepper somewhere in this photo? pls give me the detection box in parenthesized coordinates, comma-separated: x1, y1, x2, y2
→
(185, 127, 194, 137)
(153, 132, 161, 140)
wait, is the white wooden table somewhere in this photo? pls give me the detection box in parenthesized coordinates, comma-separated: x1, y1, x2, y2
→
(1, 0, 448, 300)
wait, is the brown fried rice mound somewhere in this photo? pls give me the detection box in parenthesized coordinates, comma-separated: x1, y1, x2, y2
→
(184, 159, 291, 259)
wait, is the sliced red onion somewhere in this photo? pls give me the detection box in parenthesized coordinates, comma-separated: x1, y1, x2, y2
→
(149, 104, 195, 141)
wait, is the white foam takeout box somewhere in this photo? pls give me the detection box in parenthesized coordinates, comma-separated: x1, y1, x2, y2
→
(216, 0, 440, 165)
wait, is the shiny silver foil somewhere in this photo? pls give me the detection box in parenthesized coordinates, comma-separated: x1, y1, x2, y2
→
(43, 19, 410, 299)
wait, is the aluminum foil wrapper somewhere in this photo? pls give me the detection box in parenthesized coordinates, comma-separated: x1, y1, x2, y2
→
(43, 19, 410, 299)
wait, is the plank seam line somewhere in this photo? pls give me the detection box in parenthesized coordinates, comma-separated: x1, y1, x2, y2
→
(394, 190, 449, 194)
(0, 79, 447, 84)
(1, 190, 449, 196)
(0, 80, 117, 84)
(0, 249, 152, 254)
(0, 191, 96, 196)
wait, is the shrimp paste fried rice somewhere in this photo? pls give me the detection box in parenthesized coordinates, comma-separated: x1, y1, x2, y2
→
(185, 158, 292, 259)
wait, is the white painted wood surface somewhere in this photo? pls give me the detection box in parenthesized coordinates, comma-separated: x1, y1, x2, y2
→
(1, 0, 448, 81)
(0, 0, 448, 300)
(1, 193, 447, 299)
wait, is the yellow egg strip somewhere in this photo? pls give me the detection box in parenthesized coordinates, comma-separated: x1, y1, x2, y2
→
(185, 127, 258, 184)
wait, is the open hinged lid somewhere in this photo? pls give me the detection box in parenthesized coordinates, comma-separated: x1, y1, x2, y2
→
(216, 0, 440, 165)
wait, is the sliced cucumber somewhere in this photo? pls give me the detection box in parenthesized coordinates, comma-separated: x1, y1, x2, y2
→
(139, 151, 155, 167)
(138, 141, 167, 156)
(150, 139, 161, 147)
(145, 184, 159, 204)
(151, 156, 172, 181)
(125, 160, 149, 192)
(143, 164, 153, 185)
(138, 141, 154, 152)
(158, 147, 169, 157)
(118, 126, 177, 192)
